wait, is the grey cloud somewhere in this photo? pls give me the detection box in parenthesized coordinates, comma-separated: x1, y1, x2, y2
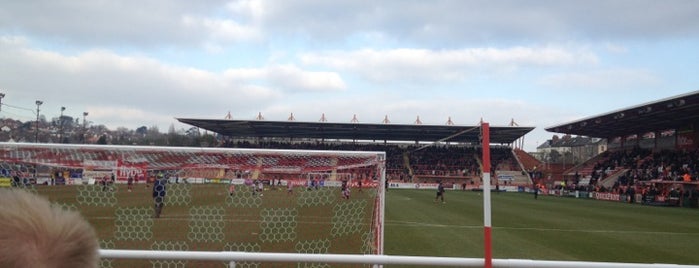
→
(299, 46, 598, 84)
(255, 0, 699, 45)
(0, 0, 234, 47)
(0, 38, 351, 126)
(3, 0, 698, 49)
(0, 39, 280, 126)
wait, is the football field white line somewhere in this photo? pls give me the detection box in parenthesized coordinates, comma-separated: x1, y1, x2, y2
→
(89, 215, 699, 237)
(385, 220, 699, 236)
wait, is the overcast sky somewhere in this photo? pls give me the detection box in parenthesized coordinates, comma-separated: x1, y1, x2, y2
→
(1, 0, 698, 151)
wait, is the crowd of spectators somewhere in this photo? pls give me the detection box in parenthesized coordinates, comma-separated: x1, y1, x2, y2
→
(226, 140, 407, 180)
(631, 149, 699, 181)
(407, 146, 480, 178)
(588, 148, 698, 188)
(490, 147, 520, 172)
(223, 140, 522, 184)
(588, 148, 651, 191)
(559, 147, 698, 206)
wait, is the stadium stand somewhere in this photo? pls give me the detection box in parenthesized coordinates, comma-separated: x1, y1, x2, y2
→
(561, 146, 697, 186)
(513, 148, 542, 172)
(545, 91, 699, 207)
(223, 141, 534, 188)
(407, 146, 480, 178)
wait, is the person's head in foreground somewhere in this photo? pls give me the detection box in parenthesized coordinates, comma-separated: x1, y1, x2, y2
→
(0, 189, 99, 268)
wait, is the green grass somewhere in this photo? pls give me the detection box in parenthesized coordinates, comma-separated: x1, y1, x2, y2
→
(31, 186, 699, 267)
(35, 184, 377, 267)
(384, 189, 699, 266)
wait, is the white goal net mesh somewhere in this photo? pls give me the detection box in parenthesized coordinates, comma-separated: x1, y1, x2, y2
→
(0, 142, 386, 267)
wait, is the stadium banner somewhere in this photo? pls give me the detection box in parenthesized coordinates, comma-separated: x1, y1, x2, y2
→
(228, 178, 245, 185)
(576, 191, 591, 199)
(83, 170, 113, 184)
(496, 173, 514, 182)
(204, 178, 226, 184)
(552, 189, 578, 198)
(114, 160, 147, 182)
(0, 177, 11, 187)
(36, 177, 51, 185)
(641, 194, 679, 206)
(181, 178, 206, 184)
(288, 179, 308, 187)
(592, 192, 622, 202)
(387, 182, 439, 189)
(181, 168, 226, 179)
(223, 178, 373, 188)
(171, 177, 222, 184)
(492, 185, 518, 192)
(497, 170, 529, 184)
(346, 180, 377, 188)
(386, 182, 490, 191)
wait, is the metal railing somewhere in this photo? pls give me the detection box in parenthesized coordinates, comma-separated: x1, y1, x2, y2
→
(100, 250, 699, 268)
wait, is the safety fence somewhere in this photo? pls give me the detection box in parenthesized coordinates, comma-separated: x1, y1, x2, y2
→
(100, 249, 699, 268)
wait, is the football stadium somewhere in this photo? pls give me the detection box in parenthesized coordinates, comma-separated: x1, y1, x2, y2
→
(1, 91, 699, 267)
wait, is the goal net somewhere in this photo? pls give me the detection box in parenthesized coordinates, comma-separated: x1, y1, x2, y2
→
(0, 142, 386, 267)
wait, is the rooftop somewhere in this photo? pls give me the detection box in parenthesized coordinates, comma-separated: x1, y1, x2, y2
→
(546, 90, 699, 138)
(177, 118, 534, 144)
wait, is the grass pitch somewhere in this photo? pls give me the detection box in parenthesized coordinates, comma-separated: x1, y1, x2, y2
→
(384, 189, 699, 266)
(36, 183, 377, 268)
(32, 186, 699, 267)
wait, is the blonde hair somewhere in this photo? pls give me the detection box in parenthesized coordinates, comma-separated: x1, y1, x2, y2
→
(0, 189, 99, 268)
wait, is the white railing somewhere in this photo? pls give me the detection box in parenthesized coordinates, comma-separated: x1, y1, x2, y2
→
(100, 250, 699, 268)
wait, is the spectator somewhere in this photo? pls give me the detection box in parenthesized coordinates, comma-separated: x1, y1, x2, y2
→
(0, 189, 99, 268)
